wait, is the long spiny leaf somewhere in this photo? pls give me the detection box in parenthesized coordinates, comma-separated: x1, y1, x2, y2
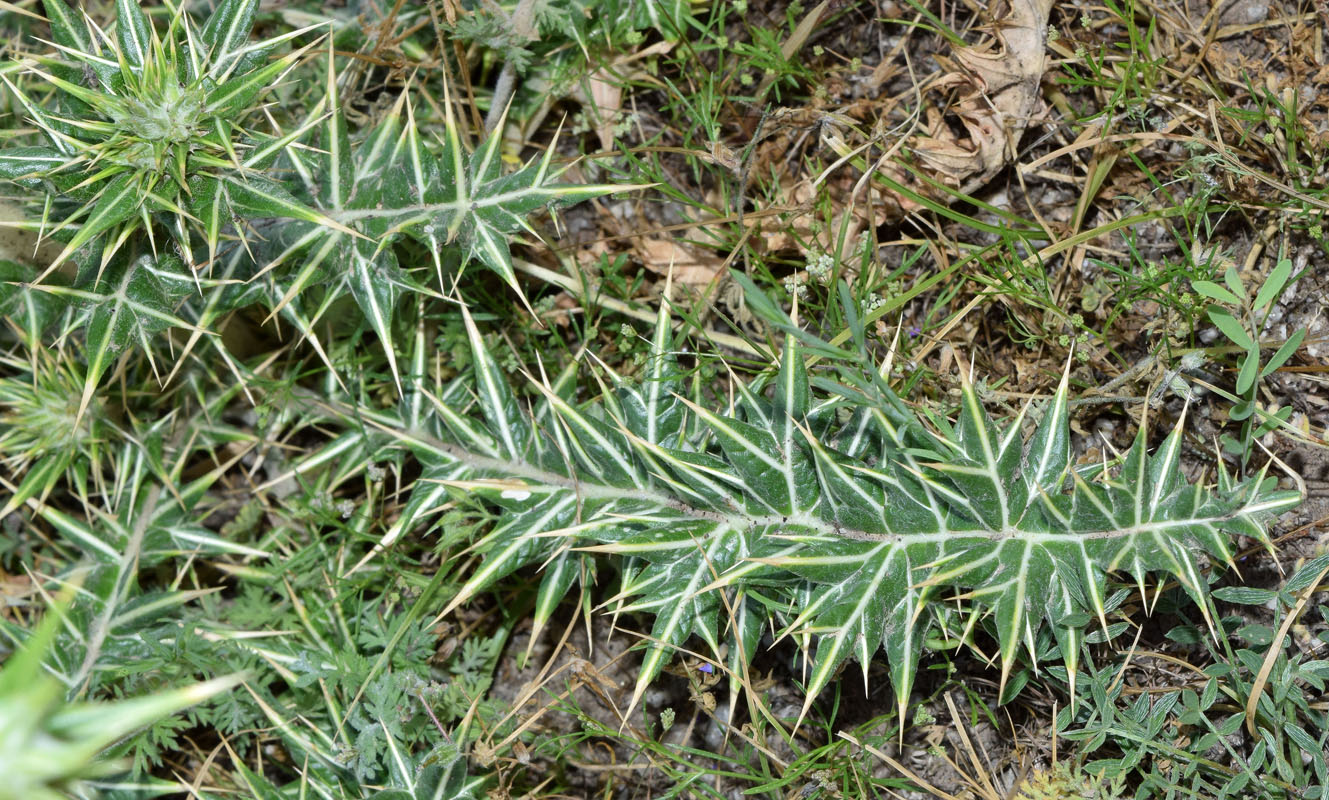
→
(345, 293, 1302, 725)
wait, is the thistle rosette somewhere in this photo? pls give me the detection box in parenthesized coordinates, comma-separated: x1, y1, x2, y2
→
(0, 0, 336, 273)
(0, 0, 631, 403)
(0, 344, 110, 517)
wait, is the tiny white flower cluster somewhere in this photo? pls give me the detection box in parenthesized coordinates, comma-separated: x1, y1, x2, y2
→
(805, 251, 834, 283)
(783, 274, 808, 299)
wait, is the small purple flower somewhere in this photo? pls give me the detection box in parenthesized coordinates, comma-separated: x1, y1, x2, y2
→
(698, 662, 714, 674)
(907, 325, 921, 338)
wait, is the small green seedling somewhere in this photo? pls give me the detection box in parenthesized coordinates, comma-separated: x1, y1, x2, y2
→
(1192, 258, 1305, 462)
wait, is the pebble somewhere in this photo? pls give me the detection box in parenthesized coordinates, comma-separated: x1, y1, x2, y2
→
(1220, 0, 1268, 25)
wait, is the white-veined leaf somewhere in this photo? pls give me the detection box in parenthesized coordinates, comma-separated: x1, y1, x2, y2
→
(326, 304, 1304, 726)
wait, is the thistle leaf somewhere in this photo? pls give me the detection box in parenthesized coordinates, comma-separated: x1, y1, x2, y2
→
(204, 51, 299, 116)
(344, 237, 408, 394)
(0, 147, 66, 182)
(41, 0, 95, 60)
(114, 0, 150, 69)
(49, 171, 142, 270)
(0, 261, 67, 336)
(218, 172, 344, 231)
(44, 254, 197, 424)
(352, 93, 624, 302)
(199, 0, 261, 79)
(353, 303, 1302, 725)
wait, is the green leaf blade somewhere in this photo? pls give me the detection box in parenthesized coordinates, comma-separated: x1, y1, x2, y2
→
(1259, 328, 1305, 379)
(199, 0, 260, 79)
(114, 0, 150, 69)
(345, 239, 407, 394)
(1192, 280, 1241, 305)
(1206, 306, 1254, 351)
(1252, 258, 1293, 311)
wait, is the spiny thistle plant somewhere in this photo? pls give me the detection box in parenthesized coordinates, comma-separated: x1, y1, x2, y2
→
(0, 0, 622, 414)
(244, 56, 622, 391)
(235, 682, 487, 800)
(0, 2, 1309, 789)
(0, 340, 111, 517)
(0, 592, 241, 800)
(0, 0, 331, 273)
(322, 286, 1301, 727)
